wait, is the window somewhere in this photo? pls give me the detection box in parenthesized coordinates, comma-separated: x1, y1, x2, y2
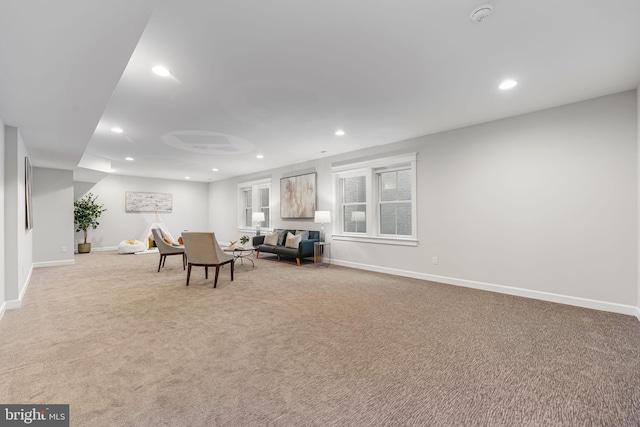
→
(238, 178, 271, 230)
(378, 168, 412, 236)
(342, 175, 366, 233)
(333, 153, 417, 245)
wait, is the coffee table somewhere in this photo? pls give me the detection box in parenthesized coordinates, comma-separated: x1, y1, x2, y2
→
(223, 246, 256, 267)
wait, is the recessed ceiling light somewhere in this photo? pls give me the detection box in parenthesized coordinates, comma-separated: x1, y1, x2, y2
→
(152, 66, 171, 77)
(110, 169, 116, 173)
(335, 129, 345, 136)
(256, 154, 264, 159)
(111, 127, 123, 133)
(499, 79, 518, 90)
(125, 157, 134, 161)
(211, 168, 219, 172)
(185, 176, 191, 180)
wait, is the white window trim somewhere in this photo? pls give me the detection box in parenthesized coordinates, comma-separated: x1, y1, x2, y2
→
(237, 178, 271, 232)
(332, 153, 417, 245)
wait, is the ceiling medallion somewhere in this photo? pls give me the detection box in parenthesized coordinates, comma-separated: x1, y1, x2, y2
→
(162, 131, 255, 155)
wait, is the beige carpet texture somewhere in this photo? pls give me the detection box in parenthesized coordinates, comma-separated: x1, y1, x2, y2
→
(1, 250, 639, 426)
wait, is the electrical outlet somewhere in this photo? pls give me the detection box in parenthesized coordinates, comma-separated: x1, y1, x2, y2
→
(432, 256, 438, 265)
(61, 246, 67, 253)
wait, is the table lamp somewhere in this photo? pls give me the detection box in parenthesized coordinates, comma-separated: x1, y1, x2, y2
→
(252, 212, 265, 236)
(314, 210, 331, 241)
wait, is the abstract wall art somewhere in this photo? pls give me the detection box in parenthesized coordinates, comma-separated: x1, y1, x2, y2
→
(280, 172, 316, 219)
(125, 192, 173, 213)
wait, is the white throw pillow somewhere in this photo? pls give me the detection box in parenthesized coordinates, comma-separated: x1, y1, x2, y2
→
(285, 232, 302, 249)
(264, 232, 279, 245)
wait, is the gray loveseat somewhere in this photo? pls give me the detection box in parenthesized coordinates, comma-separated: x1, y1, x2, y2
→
(252, 229, 320, 266)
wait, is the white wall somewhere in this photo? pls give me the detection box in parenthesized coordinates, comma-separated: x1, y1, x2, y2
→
(637, 86, 640, 318)
(0, 117, 5, 316)
(210, 91, 638, 314)
(74, 174, 210, 249)
(3, 125, 33, 303)
(33, 167, 75, 265)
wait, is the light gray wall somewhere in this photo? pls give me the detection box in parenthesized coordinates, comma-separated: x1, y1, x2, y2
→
(0, 117, 5, 311)
(4, 125, 33, 301)
(208, 162, 334, 245)
(210, 91, 638, 309)
(74, 174, 210, 249)
(637, 86, 640, 315)
(33, 167, 74, 264)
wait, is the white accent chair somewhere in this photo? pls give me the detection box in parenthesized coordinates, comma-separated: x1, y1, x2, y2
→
(151, 228, 186, 272)
(181, 232, 235, 288)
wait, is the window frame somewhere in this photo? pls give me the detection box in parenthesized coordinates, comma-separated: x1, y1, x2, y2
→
(332, 153, 417, 246)
(237, 178, 271, 232)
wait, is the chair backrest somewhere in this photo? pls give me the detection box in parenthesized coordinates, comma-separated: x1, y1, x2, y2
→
(181, 232, 233, 265)
(151, 228, 172, 253)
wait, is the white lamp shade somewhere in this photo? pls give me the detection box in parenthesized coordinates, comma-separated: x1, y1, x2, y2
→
(351, 211, 366, 222)
(314, 211, 331, 224)
(252, 212, 265, 222)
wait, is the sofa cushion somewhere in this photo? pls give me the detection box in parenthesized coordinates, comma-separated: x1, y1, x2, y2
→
(264, 232, 279, 245)
(273, 229, 287, 246)
(256, 244, 278, 254)
(295, 230, 309, 240)
(285, 232, 302, 249)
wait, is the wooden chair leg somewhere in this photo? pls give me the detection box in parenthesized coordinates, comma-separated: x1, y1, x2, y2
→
(296, 258, 301, 266)
(182, 253, 186, 269)
(186, 264, 192, 286)
(205, 266, 208, 279)
(256, 252, 260, 259)
(214, 266, 220, 288)
(158, 255, 163, 272)
(230, 261, 234, 281)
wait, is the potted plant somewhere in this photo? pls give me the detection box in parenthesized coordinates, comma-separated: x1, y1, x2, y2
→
(74, 193, 107, 253)
(239, 235, 250, 247)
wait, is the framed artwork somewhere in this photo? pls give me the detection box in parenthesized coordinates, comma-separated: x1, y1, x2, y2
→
(125, 192, 173, 213)
(25, 157, 33, 229)
(280, 172, 316, 218)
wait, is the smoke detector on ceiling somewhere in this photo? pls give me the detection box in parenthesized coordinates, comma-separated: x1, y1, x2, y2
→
(470, 4, 494, 23)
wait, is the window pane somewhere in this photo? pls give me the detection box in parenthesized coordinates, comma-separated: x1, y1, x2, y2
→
(343, 176, 365, 203)
(396, 202, 411, 235)
(397, 170, 411, 201)
(260, 188, 269, 207)
(343, 205, 366, 233)
(380, 172, 397, 202)
(244, 189, 252, 208)
(262, 208, 269, 227)
(244, 209, 252, 227)
(380, 204, 396, 234)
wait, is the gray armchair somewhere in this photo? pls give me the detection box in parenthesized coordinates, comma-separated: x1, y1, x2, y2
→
(151, 228, 186, 272)
(181, 232, 235, 288)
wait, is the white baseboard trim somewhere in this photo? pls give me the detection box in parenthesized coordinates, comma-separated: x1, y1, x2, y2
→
(33, 259, 75, 268)
(74, 246, 118, 253)
(332, 259, 640, 319)
(3, 264, 34, 313)
(0, 302, 6, 321)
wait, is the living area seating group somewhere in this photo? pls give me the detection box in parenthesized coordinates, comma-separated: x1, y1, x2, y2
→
(253, 229, 320, 266)
(143, 228, 320, 288)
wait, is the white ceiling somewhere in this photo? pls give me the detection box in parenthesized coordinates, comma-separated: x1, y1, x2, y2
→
(2, 0, 640, 183)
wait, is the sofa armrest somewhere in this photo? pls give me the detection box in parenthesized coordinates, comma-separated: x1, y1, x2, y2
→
(253, 235, 265, 246)
(298, 239, 320, 257)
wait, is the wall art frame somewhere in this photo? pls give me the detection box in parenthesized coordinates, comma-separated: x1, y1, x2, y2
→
(125, 191, 173, 213)
(280, 172, 317, 219)
(25, 156, 33, 229)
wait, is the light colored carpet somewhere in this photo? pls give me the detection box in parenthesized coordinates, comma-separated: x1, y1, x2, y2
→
(1, 250, 639, 426)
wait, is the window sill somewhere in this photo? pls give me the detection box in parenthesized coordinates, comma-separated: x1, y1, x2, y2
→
(331, 234, 418, 246)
